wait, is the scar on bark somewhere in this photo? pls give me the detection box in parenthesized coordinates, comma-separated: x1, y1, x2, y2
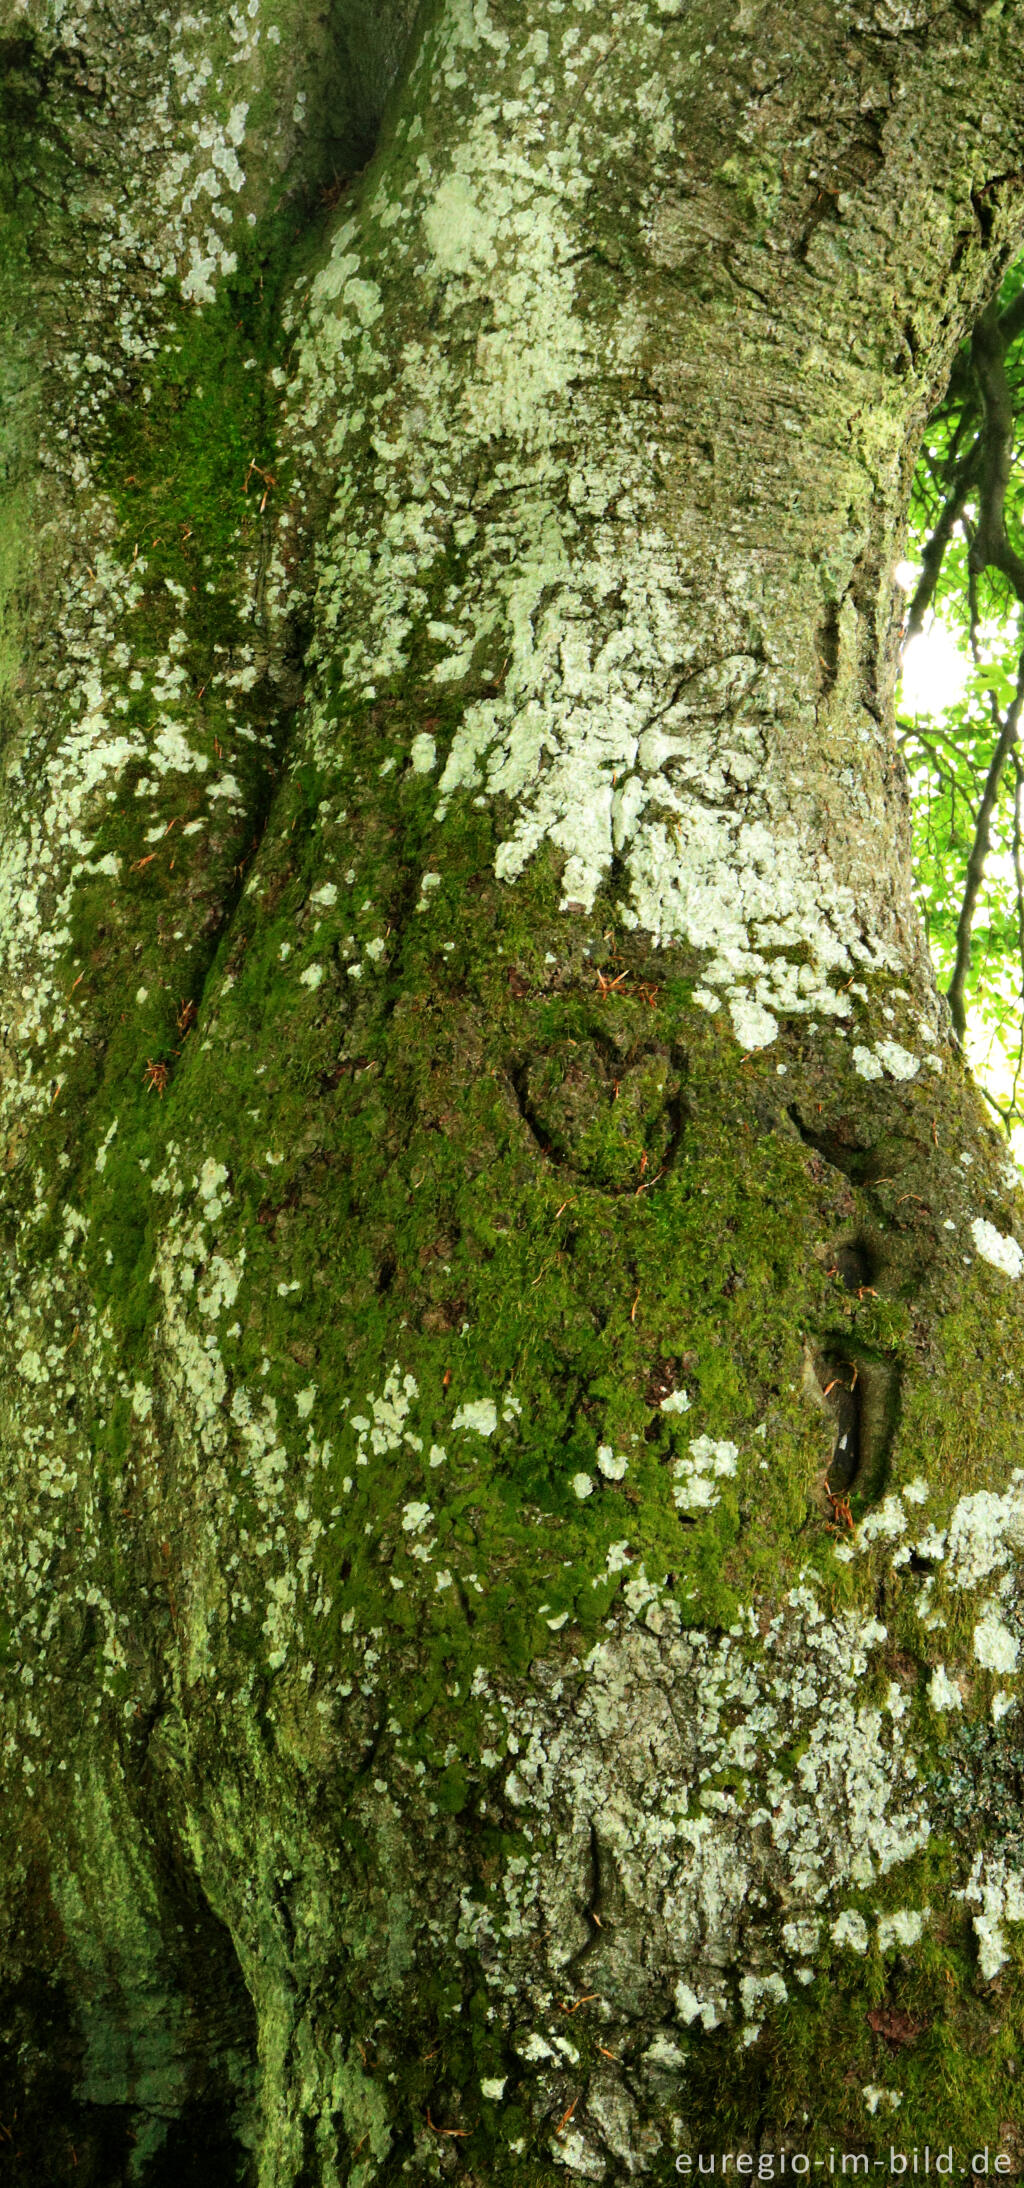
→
(569, 1821, 611, 1967)
(785, 1107, 905, 1499)
(816, 598, 841, 699)
(811, 1334, 901, 1507)
(786, 1103, 891, 1187)
(509, 1038, 688, 1194)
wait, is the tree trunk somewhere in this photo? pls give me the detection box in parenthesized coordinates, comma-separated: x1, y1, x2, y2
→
(5, 0, 1024, 2179)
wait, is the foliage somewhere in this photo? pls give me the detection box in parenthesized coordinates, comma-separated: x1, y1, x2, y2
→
(899, 256, 1024, 1129)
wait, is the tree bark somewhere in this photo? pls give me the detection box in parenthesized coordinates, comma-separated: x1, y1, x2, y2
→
(5, 0, 1024, 2180)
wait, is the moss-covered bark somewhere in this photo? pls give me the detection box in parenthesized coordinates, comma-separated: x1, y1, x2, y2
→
(7, 0, 1024, 2181)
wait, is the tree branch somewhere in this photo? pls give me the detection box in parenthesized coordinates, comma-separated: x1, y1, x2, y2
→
(906, 285, 1024, 642)
(1009, 749, 1024, 1120)
(967, 299, 1024, 598)
(897, 720, 982, 814)
(946, 651, 1024, 1040)
(998, 284, 1024, 351)
(904, 434, 980, 641)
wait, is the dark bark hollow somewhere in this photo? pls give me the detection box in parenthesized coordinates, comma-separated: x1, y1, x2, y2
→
(4, 0, 1024, 2180)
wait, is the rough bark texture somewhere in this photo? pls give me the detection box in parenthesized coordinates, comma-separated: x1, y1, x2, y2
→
(6, 0, 1024, 2180)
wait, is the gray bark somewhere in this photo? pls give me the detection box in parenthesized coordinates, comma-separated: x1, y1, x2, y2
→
(3, 1, 1024, 2181)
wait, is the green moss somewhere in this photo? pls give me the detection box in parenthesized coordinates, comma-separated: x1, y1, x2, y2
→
(99, 777, 896, 1709)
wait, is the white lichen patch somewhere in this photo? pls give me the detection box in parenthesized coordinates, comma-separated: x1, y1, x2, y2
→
(198, 1159, 230, 1219)
(290, 7, 911, 1046)
(927, 1664, 962, 1713)
(196, 1252, 243, 1320)
(131, 1382, 153, 1422)
(973, 1606, 1020, 1673)
(945, 1479, 1024, 1588)
(675, 1982, 724, 2031)
(596, 1446, 628, 1480)
(970, 1218, 1024, 1281)
(518, 2032, 557, 2064)
(873, 1039, 920, 1080)
(876, 1907, 927, 1952)
(671, 1435, 738, 1512)
(956, 1855, 1024, 1980)
(410, 732, 437, 772)
(469, 1588, 934, 2048)
(94, 1116, 119, 1173)
(831, 1910, 869, 1953)
(739, 1971, 787, 2019)
(451, 1398, 498, 1436)
(858, 1495, 907, 1545)
(728, 995, 778, 1051)
(782, 1916, 820, 1957)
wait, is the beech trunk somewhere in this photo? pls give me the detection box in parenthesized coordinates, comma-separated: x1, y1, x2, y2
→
(4, 0, 1024, 2181)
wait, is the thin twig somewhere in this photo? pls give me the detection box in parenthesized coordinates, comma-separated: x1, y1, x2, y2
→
(1010, 748, 1024, 1121)
(905, 436, 982, 641)
(947, 651, 1024, 1041)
